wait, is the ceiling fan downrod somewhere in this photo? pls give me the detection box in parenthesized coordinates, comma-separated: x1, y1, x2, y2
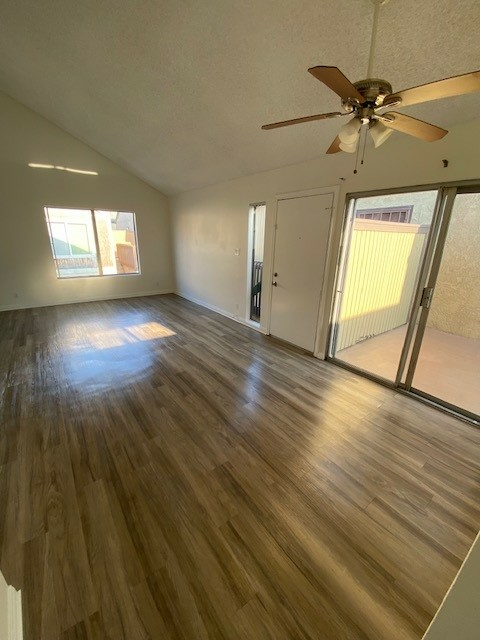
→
(367, 0, 391, 78)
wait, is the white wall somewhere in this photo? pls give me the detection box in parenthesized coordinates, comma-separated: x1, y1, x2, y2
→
(0, 570, 22, 640)
(0, 92, 174, 311)
(170, 118, 480, 353)
(422, 531, 480, 640)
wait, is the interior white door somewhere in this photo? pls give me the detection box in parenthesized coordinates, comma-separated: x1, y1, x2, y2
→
(270, 193, 333, 351)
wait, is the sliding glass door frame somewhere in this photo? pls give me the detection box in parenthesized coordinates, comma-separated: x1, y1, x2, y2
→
(401, 187, 457, 389)
(394, 187, 453, 388)
(328, 198, 356, 359)
(327, 180, 480, 425)
(404, 185, 480, 424)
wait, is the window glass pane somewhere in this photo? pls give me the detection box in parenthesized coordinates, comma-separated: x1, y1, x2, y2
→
(45, 208, 99, 278)
(95, 210, 140, 275)
(249, 204, 266, 321)
(412, 192, 480, 416)
(94, 210, 117, 274)
(50, 222, 69, 256)
(67, 223, 91, 255)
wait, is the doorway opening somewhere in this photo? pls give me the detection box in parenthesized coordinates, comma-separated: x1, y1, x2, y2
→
(248, 203, 266, 322)
(329, 184, 480, 423)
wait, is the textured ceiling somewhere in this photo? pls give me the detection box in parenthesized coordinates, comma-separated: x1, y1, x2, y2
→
(1, 0, 480, 194)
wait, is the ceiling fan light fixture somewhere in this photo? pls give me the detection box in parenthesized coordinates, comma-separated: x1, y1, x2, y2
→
(338, 117, 361, 144)
(339, 138, 359, 153)
(370, 120, 394, 147)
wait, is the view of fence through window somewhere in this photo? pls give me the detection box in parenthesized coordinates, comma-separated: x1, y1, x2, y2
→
(44, 208, 140, 278)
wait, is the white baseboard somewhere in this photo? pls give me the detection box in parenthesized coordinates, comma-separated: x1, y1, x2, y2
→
(175, 291, 267, 334)
(0, 289, 174, 313)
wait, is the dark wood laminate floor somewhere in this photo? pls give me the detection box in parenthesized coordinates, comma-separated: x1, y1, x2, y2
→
(0, 294, 479, 640)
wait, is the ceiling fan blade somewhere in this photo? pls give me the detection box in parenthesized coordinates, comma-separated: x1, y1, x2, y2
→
(326, 135, 342, 154)
(384, 69, 480, 108)
(380, 112, 448, 142)
(308, 66, 365, 104)
(261, 111, 343, 130)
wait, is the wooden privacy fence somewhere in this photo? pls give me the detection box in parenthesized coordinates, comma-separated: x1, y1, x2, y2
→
(116, 243, 138, 272)
(335, 219, 429, 352)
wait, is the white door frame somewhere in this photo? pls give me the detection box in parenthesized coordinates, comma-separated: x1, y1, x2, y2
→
(266, 185, 340, 358)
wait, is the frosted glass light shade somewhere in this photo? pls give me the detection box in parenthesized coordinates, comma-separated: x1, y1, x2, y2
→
(339, 138, 358, 153)
(370, 121, 394, 147)
(338, 118, 361, 143)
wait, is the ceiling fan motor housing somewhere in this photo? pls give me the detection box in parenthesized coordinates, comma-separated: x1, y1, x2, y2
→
(341, 78, 393, 113)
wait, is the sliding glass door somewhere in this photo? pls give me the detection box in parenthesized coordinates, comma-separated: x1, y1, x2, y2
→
(329, 183, 480, 423)
(406, 189, 480, 418)
(330, 190, 438, 382)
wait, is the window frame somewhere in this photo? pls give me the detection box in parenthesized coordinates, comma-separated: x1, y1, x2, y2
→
(44, 206, 141, 279)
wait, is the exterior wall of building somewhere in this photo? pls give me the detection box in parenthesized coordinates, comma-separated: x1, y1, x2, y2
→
(427, 193, 480, 339)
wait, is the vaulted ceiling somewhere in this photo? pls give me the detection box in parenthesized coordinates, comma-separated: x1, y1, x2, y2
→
(1, 0, 480, 194)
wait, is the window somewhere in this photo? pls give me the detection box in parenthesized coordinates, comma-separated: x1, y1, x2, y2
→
(356, 205, 413, 223)
(248, 203, 266, 322)
(44, 208, 140, 278)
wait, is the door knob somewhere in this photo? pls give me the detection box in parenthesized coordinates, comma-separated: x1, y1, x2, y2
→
(272, 281, 277, 286)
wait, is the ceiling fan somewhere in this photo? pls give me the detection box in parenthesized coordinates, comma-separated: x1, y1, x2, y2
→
(262, 0, 480, 154)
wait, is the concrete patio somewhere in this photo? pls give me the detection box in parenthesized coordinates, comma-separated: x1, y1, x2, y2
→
(336, 325, 480, 416)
